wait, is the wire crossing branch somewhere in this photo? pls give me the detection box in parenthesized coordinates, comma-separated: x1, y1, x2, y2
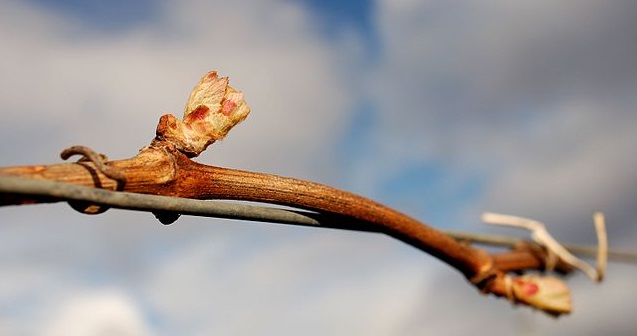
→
(0, 71, 592, 316)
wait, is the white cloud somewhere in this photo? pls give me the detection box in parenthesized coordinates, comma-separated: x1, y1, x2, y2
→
(365, 0, 637, 231)
(483, 98, 637, 236)
(41, 288, 151, 336)
(144, 226, 431, 335)
(0, 0, 360, 179)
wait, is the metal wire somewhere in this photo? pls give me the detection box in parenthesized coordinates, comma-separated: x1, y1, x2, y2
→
(1, 174, 636, 263)
(0, 175, 378, 231)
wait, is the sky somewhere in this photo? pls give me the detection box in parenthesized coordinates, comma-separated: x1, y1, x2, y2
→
(0, 0, 636, 334)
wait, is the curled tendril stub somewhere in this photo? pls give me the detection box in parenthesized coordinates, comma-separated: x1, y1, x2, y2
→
(156, 71, 251, 157)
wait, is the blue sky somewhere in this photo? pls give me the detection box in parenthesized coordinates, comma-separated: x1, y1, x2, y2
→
(1, 0, 637, 335)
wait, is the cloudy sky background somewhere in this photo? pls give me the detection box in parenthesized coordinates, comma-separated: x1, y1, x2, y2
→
(1, 0, 636, 334)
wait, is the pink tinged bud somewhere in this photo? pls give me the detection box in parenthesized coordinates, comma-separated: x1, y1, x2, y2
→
(156, 71, 251, 157)
(512, 275, 572, 315)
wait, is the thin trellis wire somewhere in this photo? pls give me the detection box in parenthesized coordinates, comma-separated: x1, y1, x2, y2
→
(1, 175, 635, 263)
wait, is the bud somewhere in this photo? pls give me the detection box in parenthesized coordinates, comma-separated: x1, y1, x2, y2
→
(156, 71, 250, 157)
(512, 275, 572, 316)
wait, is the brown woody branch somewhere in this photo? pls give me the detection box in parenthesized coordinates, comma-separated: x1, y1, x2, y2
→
(0, 71, 576, 316)
(0, 143, 573, 315)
